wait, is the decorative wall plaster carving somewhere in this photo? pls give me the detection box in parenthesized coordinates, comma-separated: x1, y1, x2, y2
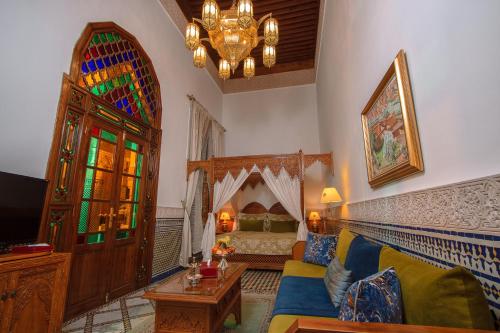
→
(334, 174, 500, 234)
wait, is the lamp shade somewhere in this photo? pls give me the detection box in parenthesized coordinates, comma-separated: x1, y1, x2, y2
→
(308, 211, 320, 221)
(320, 187, 342, 204)
(220, 212, 230, 221)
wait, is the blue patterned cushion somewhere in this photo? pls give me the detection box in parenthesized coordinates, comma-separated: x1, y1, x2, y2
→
(303, 232, 338, 266)
(324, 257, 352, 307)
(338, 268, 402, 323)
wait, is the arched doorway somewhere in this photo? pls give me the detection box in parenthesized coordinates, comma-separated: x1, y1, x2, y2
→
(41, 22, 162, 318)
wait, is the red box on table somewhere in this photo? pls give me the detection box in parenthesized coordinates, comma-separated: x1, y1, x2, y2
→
(200, 261, 218, 278)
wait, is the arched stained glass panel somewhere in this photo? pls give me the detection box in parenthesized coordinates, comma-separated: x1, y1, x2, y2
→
(77, 31, 158, 125)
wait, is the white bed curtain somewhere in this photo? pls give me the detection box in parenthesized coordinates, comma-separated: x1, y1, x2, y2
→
(230, 193, 239, 231)
(260, 167, 308, 241)
(179, 100, 211, 267)
(201, 168, 253, 261)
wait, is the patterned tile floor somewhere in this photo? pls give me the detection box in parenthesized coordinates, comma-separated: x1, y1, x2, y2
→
(62, 269, 282, 333)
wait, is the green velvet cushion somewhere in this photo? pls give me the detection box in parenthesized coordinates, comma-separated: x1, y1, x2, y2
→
(335, 228, 356, 265)
(269, 220, 296, 233)
(239, 219, 264, 231)
(379, 246, 494, 330)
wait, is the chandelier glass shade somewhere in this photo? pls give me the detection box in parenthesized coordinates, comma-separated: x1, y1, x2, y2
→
(193, 45, 207, 68)
(185, 0, 279, 80)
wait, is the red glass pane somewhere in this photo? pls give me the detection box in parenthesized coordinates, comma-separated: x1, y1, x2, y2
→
(91, 126, 100, 136)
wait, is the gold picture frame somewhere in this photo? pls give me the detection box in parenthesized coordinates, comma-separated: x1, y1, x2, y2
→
(361, 50, 423, 188)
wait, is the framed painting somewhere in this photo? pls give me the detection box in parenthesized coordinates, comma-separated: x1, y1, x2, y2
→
(361, 50, 423, 188)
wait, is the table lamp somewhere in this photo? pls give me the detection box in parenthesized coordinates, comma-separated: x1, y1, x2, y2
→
(308, 211, 321, 233)
(320, 187, 342, 205)
(220, 212, 230, 232)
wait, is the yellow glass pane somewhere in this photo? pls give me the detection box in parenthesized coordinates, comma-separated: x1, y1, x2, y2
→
(131, 72, 136, 81)
(108, 66, 116, 78)
(121, 64, 127, 73)
(117, 203, 132, 230)
(85, 74, 94, 86)
(126, 64, 132, 72)
(97, 140, 115, 170)
(93, 170, 113, 200)
(89, 202, 111, 232)
(100, 69, 108, 80)
(78, 76, 85, 88)
(120, 176, 135, 201)
(93, 72, 102, 83)
(123, 150, 137, 175)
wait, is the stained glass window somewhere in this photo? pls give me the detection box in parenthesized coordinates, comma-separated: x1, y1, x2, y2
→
(77, 31, 159, 126)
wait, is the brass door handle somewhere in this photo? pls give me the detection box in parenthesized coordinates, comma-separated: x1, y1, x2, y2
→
(108, 207, 117, 229)
(0, 291, 7, 301)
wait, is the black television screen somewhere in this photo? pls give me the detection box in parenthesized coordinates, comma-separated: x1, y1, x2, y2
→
(0, 171, 48, 248)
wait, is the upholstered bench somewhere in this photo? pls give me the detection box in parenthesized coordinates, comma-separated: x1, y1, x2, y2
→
(268, 228, 495, 333)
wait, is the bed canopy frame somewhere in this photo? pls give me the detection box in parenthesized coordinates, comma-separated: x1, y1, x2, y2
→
(185, 151, 333, 270)
(186, 150, 334, 215)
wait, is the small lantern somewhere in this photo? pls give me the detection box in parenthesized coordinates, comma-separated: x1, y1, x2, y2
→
(264, 17, 279, 46)
(263, 45, 276, 68)
(202, 0, 219, 31)
(237, 0, 253, 29)
(218, 59, 231, 80)
(193, 45, 207, 68)
(243, 57, 255, 78)
(185, 23, 200, 51)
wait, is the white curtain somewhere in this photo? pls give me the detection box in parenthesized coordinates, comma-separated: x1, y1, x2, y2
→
(211, 120, 225, 157)
(260, 167, 308, 241)
(179, 101, 211, 266)
(230, 193, 240, 231)
(201, 168, 253, 261)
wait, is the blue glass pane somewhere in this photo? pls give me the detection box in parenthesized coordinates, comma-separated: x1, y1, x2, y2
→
(104, 57, 111, 67)
(88, 60, 97, 72)
(82, 62, 89, 74)
(126, 106, 133, 115)
(96, 59, 104, 69)
(111, 55, 117, 65)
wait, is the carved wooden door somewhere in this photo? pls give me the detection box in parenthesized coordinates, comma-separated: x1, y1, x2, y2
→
(0, 272, 11, 332)
(66, 116, 147, 316)
(6, 265, 59, 333)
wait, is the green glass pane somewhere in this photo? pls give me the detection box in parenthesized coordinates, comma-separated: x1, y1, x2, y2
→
(92, 34, 100, 44)
(133, 92, 139, 101)
(100, 33, 108, 43)
(132, 204, 138, 229)
(139, 109, 150, 125)
(129, 83, 135, 91)
(133, 178, 140, 201)
(91, 86, 100, 96)
(125, 74, 131, 83)
(87, 137, 98, 166)
(88, 233, 105, 244)
(116, 230, 129, 240)
(98, 83, 107, 94)
(78, 201, 89, 234)
(101, 130, 117, 143)
(119, 75, 126, 86)
(137, 101, 142, 108)
(106, 81, 114, 90)
(125, 140, 138, 151)
(82, 168, 94, 198)
(114, 33, 121, 41)
(136, 154, 143, 177)
(112, 78, 120, 88)
(107, 33, 114, 42)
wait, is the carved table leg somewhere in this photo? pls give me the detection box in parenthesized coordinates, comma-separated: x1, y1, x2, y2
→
(234, 292, 242, 324)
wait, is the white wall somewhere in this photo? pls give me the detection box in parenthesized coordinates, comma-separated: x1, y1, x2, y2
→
(0, 0, 223, 210)
(222, 84, 326, 209)
(223, 84, 320, 156)
(237, 183, 278, 211)
(317, 0, 500, 204)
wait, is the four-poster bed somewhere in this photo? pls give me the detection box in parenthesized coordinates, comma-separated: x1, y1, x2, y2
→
(185, 151, 333, 269)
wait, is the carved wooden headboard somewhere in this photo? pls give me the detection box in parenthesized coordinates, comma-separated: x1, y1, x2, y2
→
(240, 202, 289, 215)
(269, 202, 289, 215)
(241, 202, 268, 214)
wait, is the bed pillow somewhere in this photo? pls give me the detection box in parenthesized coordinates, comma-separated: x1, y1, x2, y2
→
(338, 267, 402, 323)
(239, 219, 264, 231)
(303, 232, 338, 266)
(269, 220, 296, 233)
(323, 257, 352, 307)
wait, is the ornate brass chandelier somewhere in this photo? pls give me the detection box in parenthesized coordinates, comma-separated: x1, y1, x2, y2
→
(185, 0, 279, 80)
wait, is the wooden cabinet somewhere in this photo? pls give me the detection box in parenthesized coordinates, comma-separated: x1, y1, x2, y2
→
(0, 252, 71, 333)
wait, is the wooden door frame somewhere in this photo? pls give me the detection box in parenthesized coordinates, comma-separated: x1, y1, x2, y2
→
(39, 22, 162, 315)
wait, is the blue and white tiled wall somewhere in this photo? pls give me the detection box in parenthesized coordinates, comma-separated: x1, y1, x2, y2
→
(328, 174, 500, 320)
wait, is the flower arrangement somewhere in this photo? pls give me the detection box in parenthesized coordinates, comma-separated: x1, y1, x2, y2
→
(212, 236, 236, 256)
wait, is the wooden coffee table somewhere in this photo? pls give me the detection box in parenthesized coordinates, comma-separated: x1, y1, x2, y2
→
(143, 262, 248, 333)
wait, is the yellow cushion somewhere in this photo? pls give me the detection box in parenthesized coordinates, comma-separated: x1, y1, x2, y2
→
(268, 315, 337, 333)
(379, 246, 494, 330)
(335, 228, 356, 265)
(282, 260, 326, 278)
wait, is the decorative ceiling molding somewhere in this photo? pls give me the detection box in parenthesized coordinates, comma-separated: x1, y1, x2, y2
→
(158, 0, 325, 93)
(222, 68, 315, 93)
